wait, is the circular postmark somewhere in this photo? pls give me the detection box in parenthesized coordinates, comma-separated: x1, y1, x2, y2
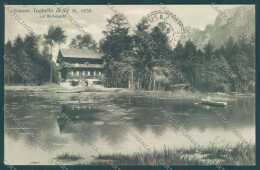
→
(144, 10, 183, 48)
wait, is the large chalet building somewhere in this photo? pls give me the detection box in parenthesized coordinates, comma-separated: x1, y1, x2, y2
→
(57, 48, 104, 87)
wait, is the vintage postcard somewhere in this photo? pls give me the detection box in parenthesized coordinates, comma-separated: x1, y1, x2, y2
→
(3, 3, 255, 168)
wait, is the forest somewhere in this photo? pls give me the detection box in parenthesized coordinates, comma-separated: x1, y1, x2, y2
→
(4, 14, 255, 93)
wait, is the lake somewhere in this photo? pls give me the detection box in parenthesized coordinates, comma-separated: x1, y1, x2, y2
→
(4, 91, 255, 165)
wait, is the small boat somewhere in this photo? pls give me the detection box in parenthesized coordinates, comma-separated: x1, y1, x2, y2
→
(56, 90, 81, 93)
(200, 99, 227, 107)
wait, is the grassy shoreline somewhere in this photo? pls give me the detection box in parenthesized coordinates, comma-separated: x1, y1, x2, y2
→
(5, 85, 254, 101)
(91, 143, 255, 165)
(4, 84, 63, 92)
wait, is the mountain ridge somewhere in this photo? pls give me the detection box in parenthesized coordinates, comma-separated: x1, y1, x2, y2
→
(180, 5, 255, 49)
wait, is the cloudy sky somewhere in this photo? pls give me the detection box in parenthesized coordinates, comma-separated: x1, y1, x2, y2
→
(5, 4, 245, 55)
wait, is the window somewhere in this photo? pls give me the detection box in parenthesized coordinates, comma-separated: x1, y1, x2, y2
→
(99, 71, 101, 76)
(83, 71, 85, 76)
(88, 71, 90, 76)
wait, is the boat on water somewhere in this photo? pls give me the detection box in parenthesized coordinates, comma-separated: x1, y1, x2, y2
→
(56, 90, 81, 93)
(200, 99, 227, 107)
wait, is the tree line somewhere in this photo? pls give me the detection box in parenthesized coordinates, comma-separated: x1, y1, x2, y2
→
(100, 14, 255, 93)
(4, 25, 67, 85)
(4, 14, 255, 93)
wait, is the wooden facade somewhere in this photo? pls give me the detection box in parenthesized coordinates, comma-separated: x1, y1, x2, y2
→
(57, 49, 104, 82)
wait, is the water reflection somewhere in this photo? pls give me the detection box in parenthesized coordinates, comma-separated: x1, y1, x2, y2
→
(4, 91, 255, 165)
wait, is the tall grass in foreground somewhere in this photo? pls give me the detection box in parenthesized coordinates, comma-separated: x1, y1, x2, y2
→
(55, 152, 83, 161)
(93, 143, 255, 165)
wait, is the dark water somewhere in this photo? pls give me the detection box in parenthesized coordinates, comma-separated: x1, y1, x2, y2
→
(4, 91, 255, 165)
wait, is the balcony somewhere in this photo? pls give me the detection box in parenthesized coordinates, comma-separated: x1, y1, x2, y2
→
(62, 63, 104, 69)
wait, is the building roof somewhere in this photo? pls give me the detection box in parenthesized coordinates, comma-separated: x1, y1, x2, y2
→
(59, 49, 103, 59)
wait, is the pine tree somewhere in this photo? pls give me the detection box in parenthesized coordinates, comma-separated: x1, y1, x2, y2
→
(69, 33, 97, 50)
(100, 14, 133, 88)
(4, 40, 14, 84)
